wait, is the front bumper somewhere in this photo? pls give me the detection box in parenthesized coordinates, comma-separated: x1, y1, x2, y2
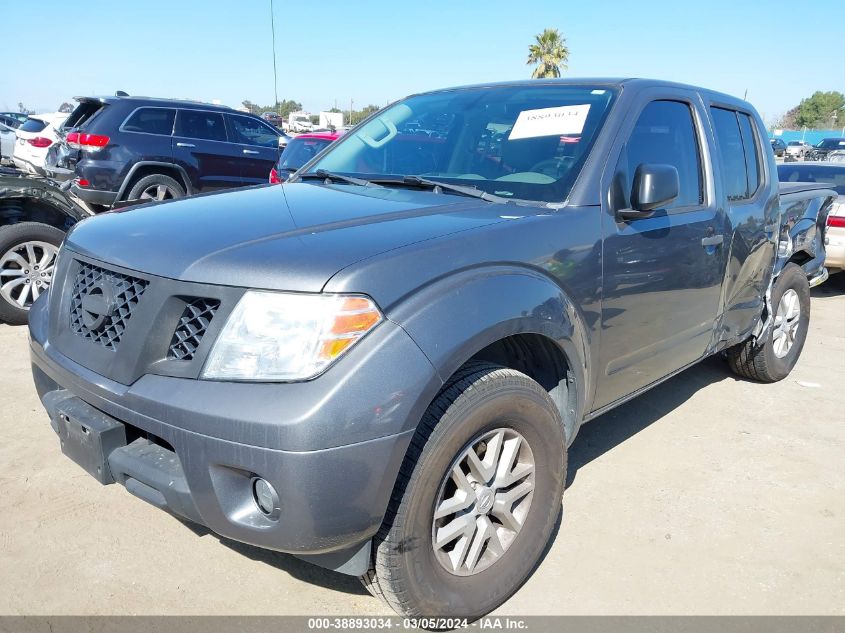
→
(29, 296, 440, 575)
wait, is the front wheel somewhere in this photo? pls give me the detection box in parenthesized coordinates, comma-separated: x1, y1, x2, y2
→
(362, 362, 567, 618)
(0, 222, 64, 325)
(727, 263, 810, 382)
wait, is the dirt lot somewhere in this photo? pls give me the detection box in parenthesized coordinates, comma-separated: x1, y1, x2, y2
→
(0, 284, 843, 616)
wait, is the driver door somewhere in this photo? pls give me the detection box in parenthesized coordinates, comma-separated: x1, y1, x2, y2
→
(593, 91, 729, 411)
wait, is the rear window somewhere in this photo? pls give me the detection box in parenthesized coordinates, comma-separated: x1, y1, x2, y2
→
(819, 139, 845, 149)
(19, 118, 49, 133)
(777, 165, 845, 195)
(122, 108, 175, 135)
(175, 110, 227, 142)
(63, 101, 106, 130)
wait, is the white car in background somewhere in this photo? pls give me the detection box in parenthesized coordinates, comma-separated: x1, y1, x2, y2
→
(12, 113, 69, 175)
(785, 140, 811, 159)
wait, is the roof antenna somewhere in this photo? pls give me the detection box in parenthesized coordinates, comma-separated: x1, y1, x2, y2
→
(115, 90, 129, 97)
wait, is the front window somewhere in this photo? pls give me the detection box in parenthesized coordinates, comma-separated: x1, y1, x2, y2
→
(304, 85, 617, 204)
(229, 114, 279, 147)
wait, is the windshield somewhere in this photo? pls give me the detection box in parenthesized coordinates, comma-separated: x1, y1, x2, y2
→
(304, 85, 617, 204)
(278, 137, 334, 171)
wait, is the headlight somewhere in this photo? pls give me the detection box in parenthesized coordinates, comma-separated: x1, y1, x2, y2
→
(202, 291, 382, 381)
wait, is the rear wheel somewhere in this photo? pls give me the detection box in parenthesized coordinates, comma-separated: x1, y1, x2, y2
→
(727, 263, 810, 382)
(361, 362, 567, 618)
(126, 174, 185, 202)
(0, 222, 64, 325)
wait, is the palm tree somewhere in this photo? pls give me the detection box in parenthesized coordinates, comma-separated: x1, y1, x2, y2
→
(526, 28, 569, 79)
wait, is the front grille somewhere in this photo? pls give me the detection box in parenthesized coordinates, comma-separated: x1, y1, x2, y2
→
(69, 262, 149, 350)
(167, 298, 220, 361)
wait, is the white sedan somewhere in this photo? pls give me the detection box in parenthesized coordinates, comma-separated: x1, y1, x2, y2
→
(12, 112, 69, 175)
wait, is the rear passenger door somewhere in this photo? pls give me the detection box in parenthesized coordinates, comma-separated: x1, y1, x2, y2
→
(594, 91, 729, 411)
(226, 114, 281, 185)
(173, 109, 242, 192)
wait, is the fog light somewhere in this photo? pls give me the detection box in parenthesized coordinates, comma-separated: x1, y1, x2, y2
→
(252, 477, 280, 517)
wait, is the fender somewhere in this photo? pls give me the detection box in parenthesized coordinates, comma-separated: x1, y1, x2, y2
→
(116, 161, 193, 201)
(387, 264, 593, 444)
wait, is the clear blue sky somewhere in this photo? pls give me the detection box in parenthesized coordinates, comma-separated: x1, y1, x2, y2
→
(3, 0, 843, 124)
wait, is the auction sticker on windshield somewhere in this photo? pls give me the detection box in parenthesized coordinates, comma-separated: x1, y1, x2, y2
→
(508, 104, 590, 140)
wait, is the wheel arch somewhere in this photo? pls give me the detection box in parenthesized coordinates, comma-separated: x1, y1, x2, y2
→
(116, 162, 192, 201)
(388, 265, 593, 445)
(0, 197, 82, 232)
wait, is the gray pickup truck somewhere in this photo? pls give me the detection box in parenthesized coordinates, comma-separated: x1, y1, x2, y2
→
(28, 79, 834, 618)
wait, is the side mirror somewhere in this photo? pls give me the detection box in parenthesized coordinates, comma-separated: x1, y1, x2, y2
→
(618, 163, 679, 219)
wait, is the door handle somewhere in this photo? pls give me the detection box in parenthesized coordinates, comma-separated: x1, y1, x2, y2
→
(701, 234, 724, 247)
(176, 142, 195, 148)
(243, 149, 259, 155)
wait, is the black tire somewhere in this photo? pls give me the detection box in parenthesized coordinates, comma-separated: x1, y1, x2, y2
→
(727, 263, 810, 382)
(362, 362, 567, 618)
(126, 174, 185, 202)
(0, 222, 65, 326)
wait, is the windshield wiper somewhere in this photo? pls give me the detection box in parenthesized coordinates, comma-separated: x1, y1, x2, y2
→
(372, 175, 507, 203)
(298, 169, 381, 188)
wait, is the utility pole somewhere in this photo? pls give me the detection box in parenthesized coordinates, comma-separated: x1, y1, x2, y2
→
(270, 0, 280, 113)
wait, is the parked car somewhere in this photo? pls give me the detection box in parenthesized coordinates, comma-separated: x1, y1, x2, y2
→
(28, 79, 834, 619)
(289, 114, 314, 133)
(0, 123, 16, 164)
(0, 167, 91, 324)
(785, 140, 811, 159)
(770, 137, 787, 156)
(269, 132, 340, 183)
(12, 113, 69, 175)
(261, 111, 285, 127)
(778, 161, 845, 280)
(0, 112, 29, 128)
(829, 150, 845, 164)
(805, 137, 845, 161)
(49, 95, 282, 209)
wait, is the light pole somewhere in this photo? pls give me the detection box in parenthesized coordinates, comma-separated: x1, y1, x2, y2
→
(270, 0, 280, 115)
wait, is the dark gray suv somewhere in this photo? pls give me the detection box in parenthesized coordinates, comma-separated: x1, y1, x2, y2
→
(29, 79, 832, 618)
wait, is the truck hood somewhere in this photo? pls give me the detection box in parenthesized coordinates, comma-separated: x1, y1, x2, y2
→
(64, 182, 519, 291)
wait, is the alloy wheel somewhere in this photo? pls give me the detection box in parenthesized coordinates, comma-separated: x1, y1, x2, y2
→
(772, 288, 801, 358)
(0, 240, 59, 308)
(140, 184, 177, 201)
(431, 427, 535, 576)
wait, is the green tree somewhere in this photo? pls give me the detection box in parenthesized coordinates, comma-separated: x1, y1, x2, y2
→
(794, 91, 845, 128)
(526, 28, 569, 79)
(343, 104, 380, 125)
(241, 100, 260, 114)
